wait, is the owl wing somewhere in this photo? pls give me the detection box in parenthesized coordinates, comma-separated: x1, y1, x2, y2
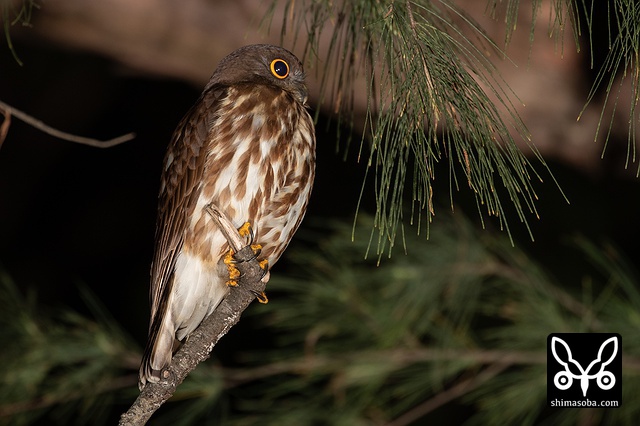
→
(148, 86, 226, 325)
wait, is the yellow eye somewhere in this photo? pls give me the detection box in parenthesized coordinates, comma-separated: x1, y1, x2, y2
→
(270, 59, 289, 79)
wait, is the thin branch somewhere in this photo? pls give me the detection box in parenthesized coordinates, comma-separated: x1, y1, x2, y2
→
(0, 106, 10, 149)
(0, 99, 135, 148)
(118, 203, 267, 426)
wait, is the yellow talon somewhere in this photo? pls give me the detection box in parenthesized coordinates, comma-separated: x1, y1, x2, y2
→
(238, 222, 253, 238)
(222, 223, 267, 288)
(226, 262, 240, 286)
(228, 264, 241, 280)
(224, 249, 240, 286)
(256, 291, 269, 304)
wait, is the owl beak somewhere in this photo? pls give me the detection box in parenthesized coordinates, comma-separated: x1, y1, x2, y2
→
(285, 87, 308, 107)
(296, 86, 309, 107)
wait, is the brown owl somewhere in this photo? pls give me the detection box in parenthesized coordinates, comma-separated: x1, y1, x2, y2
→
(139, 44, 315, 388)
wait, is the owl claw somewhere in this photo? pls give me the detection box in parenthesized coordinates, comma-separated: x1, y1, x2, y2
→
(223, 249, 235, 265)
(236, 223, 261, 260)
(252, 290, 269, 304)
(224, 249, 241, 287)
(250, 244, 262, 258)
(238, 222, 254, 241)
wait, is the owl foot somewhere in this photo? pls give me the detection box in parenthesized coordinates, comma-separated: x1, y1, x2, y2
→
(238, 223, 262, 259)
(223, 223, 269, 287)
(238, 222, 254, 239)
(224, 249, 240, 287)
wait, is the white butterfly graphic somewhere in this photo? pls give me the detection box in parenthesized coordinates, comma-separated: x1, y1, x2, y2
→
(551, 336, 617, 397)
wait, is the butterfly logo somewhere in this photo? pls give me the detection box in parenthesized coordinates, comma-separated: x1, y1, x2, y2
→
(551, 336, 618, 397)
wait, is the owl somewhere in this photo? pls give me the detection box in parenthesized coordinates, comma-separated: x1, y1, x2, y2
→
(139, 44, 315, 388)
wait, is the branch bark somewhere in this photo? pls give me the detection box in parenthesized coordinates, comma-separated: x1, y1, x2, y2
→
(0, 105, 10, 149)
(118, 204, 267, 426)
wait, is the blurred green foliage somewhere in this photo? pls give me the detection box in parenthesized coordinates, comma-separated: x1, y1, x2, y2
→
(2, 214, 639, 425)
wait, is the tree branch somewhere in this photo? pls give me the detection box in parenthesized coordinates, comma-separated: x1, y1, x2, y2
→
(0, 99, 135, 148)
(0, 105, 10, 149)
(118, 204, 267, 426)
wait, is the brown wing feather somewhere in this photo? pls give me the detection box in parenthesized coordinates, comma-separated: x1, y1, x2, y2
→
(148, 87, 227, 326)
(139, 87, 228, 387)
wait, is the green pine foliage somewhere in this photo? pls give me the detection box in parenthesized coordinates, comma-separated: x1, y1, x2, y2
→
(579, 0, 639, 171)
(2, 214, 639, 425)
(275, 0, 551, 255)
(269, 0, 639, 254)
(0, 274, 140, 425)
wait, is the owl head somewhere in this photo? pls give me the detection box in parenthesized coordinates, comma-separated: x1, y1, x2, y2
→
(206, 44, 309, 107)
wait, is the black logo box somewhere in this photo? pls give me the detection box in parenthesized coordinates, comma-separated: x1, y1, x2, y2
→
(547, 333, 622, 405)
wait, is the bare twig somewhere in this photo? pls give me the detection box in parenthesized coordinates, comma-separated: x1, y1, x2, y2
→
(0, 99, 135, 148)
(0, 105, 10, 149)
(118, 203, 267, 426)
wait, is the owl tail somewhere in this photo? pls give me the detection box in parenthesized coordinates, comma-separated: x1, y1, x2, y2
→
(138, 303, 177, 390)
(138, 254, 231, 389)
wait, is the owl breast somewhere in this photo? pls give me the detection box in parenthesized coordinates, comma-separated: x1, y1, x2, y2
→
(166, 83, 314, 344)
(185, 83, 315, 270)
